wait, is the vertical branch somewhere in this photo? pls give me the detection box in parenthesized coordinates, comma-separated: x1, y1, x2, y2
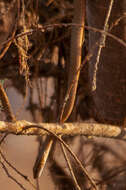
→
(0, 83, 16, 121)
(33, 0, 86, 180)
(92, 0, 114, 91)
(60, 143, 81, 190)
(60, 0, 85, 123)
(33, 137, 54, 178)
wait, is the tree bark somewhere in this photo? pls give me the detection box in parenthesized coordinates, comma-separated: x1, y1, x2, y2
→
(86, 0, 126, 125)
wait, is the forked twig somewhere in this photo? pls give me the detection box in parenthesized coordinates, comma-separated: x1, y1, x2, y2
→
(21, 125, 98, 190)
(0, 149, 36, 189)
(33, 0, 86, 180)
(60, 142, 81, 190)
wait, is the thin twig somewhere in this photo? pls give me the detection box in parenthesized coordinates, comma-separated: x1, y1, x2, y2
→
(1, 23, 126, 49)
(0, 83, 16, 121)
(0, 133, 9, 145)
(0, 149, 36, 189)
(60, 142, 81, 190)
(21, 125, 98, 190)
(0, 161, 27, 190)
(109, 13, 126, 31)
(92, 0, 114, 91)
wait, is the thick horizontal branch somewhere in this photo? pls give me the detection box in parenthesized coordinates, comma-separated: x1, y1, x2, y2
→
(0, 120, 125, 140)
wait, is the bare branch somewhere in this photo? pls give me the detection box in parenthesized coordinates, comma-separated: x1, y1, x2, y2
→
(0, 83, 16, 121)
(60, 142, 81, 190)
(0, 120, 125, 140)
(1, 23, 126, 49)
(92, 0, 114, 91)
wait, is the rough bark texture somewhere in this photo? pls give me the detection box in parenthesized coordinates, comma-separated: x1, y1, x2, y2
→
(0, 120, 125, 140)
(86, 0, 126, 125)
